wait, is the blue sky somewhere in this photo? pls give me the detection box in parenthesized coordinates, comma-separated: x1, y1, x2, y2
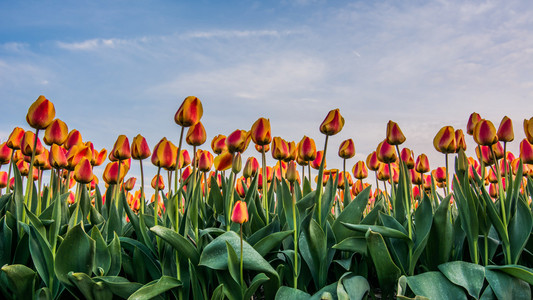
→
(1, 0, 533, 190)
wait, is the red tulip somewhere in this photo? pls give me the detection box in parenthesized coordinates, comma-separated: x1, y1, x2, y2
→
(211, 135, 227, 154)
(366, 151, 380, 171)
(467, 112, 482, 135)
(178, 149, 191, 169)
(231, 200, 249, 224)
(320, 108, 344, 136)
(475, 145, 494, 166)
(433, 126, 456, 154)
(112, 135, 131, 160)
(250, 117, 272, 146)
(34, 148, 50, 169)
(49, 145, 68, 169)
(226, 130, 251, 153)
(415, 154, 430, 174)
(0, 172, 7, 188)
(214, 151, 233, 171)
(20, 131, 44, 156)
(352, 161, 368, 179)
(338, 139, 355, 159)
(124, 177, 137, 191)
(131, 134, 151, 160)
(186, 121, 207, 146)
(103, 161, 126, 185)
(310, 150, 325, 170)
(0, 143, 13, 165)
(74, 157, 93, 184)
(6, 127, 25, 150)
(410, 169, 423, 185)
(151, 138, 177, 169)
(497, 116, 514, 142)
(235, 178, 246, 198)
(175, 96, 203, 127)
(26, 95, 56, 130)
(197, 150, 214, 172)
(243, 157, 259, 178)
(520, 139, 533, 164)
(272, 137, 289, 160)
(297, 136, 317, 162)
(376, 164, 390, 181)
(64, 129, 83, 150)
(284, 141, 297, 162)
(400, 148, 414, 169)
(455, 129, 467, 152)
(524, 117, 533, 144)
(94, 148, 107, 166)
(434, 167, 447, 183)
(43, 119, 68, 146)
(386, 120, 406, 145)
(151, 174, 165, 190)
(376, 140, 396, 164)
(66, 144, 93, 171)
(473, 119, 498, 146)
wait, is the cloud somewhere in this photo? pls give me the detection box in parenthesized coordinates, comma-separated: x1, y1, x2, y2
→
(56, 38, 124, 51)
(0, 42, 29, 53)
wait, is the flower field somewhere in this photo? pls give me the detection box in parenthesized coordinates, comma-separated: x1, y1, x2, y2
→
(1, 95, 533, 299)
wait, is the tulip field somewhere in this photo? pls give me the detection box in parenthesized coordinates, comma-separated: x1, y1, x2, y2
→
(2, 96, 533, 300)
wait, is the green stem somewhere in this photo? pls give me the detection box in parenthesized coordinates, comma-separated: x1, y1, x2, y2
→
(291, 182, 298, 288)
(114, 160, 122, 211)
(139, 160, 145, 214)
(261, 147, 269, 224)
(6, 150, 14, 193)
(174, 126, 185, 196)
(308, 164, 311, 185)
(484, 234, 488, 266)
(316, 135, 329, 227)
(37, 168, 43, 215)
(24, 128, 40, 221)
(240, 224, 244, 288)
(46, 169, 54, 209)
(445, 153, 449, 196)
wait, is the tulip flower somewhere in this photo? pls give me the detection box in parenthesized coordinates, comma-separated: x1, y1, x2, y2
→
(286, 161, 298, 183)
(272, 137, 289, 161)
(49, 145, 68, 169)
(26, 95, 56, 130)
(476, 145, 494, 166)
(520, 139, 533, 164)
(235, 178, 246, 198)
(178, 149, 191, 169)
(197, 150, 214, 172)
(152, 138, 177, 170)
(103, 162, 121, 185)
(214, 151, 233, 172)
(473, 119, 498, 146)
(410, 169, 423, 185)
(74, 157, 93, 184)
(338, 139, 355, 159)
(7, 127, 25, 150)
(496, 116, 514, 142)
(352, 161, 368, 180)
(231, 200, 249, 223)
(43, 119, 68, 146)
(151, 174, 165, 190)
(284, 141, 297, 162)
(232, 152, 242, 174)
(0, 143, 13, 165)
(377, 164, 390, 181)
(64, 129, 83, 150)
(351, 180, 364, 196)
(298, 136, 317, 162)
(467, 112, 482, 135)
(524, 117, 533, 144)
(455, 129, 467, 152)
(124, 177, 136, 191)
(226, 129, 251, 153)
(243, 157, 259, 178)
(0, 172, 7, 189)
(66, 144, 93, 171)
(433, 126, 456, 154)
(112, 135, 131, 160)
(400, 148, 415, 169)
(211, 135, 227, 154)
(251, 117, 272, 146)
(434, 167, 447, 184)
(34, 148, 50, 168)
(255, 144, 270, 153)
(491, 142, 504, 160)
(186, 121, 207, 146)
(20, 131, 44, 156)
(131, 134, 151, 160)
(386, 120, 406, 145)
(310, 151, 325, 170)
(415, 154, 430, 174)
(320, 108, 344, 136)
(174, 96, 203, 127)
(376, 140, 396, 164)
(94, 149, 107, 166)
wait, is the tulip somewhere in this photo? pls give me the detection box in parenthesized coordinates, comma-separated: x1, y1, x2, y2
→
(351, 180, 364, 196)
(297, 136, 317, 162)
(66, 144, 93, 171)
(74, 157, 93, 184)
(400, 148, 414, 169)
(103, 161, 126, 185)
(272, 137, 289, 160)
(197, 150, 214, 172)
(214, 151, 233, 172)
(211, 135, 227, 154)
(232, 152, 242, 174)
(520, 139, 533, 164)
(49, 145, 68, 169)
(186, 121, 207, 146)
(26, 95, 56, 130)
(473, 119, 498, 146)
(455, 129, 467, 152)
(433, 126, 456, 153)
(476, 145, 494, 166)
(496, 116, 514, 142)
(235, 178, 246, 198)
(352, 161, 368, 179)
(226, 130, 251, 153)
(34, 148, 50, 169)
(231, 200, 249, 224)
(491, 142, 504, 160)
(524, 117, 533, 144)
(151, 138, 177, 170)
(489, 183, 498, 199)
(410, 169, 423, 185)
(151, 174, 165, 190)
(487, 168, 498, 184)
(43, 119, 68, 146)
(467, 112, 482, 135)
(250, 117, 272, 146)
(20, 131, 44, 156)
(386, 120, 406, 145)
(243, 157, 259, 178)
(7, 127, 25, 150)
(377, 164, 390, 181)
(319, 108, 344, 136)
(337, 171, 353, 189)
(181, 166, 192, 183)
(124, 177, 136, 191)
(112, 135, 131, 160)
(174, 96, 203, 127)
(376, 140, 396, 164)
(338, 139, 355, 159)
(178, 149, 191, 169)
(0, 143, 13, 165)
(286, 161, 298, 183)
(434, 167, 447, 183)
(255, 144, 269, 153)
(64, 129, 83, 150)
(284, 141, 297, 162)
(422, 174, 432, 191)
(17, 160, 30, 176)
(131, 134, 151, 160)
(415, 154, 430, 174)
(366, 151, 380, 171)
(0, 172, 7, 189)
(310, 150, 325, 170)
(94, 149, 107, 166)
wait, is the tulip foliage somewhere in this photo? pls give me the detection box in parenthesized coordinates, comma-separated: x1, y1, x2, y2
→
(1, 98, 533, 300)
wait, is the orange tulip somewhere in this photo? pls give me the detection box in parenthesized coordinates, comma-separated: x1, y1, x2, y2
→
(197, 150, 214, 172)
(410, 169, 423, 185)
(0, 143, 13, 165)
(423, 174, 432, 191)
(386, 120, 406, 145)
(211, 135, 227, 154)
(178, 149, 191, 169)
(111, 135, 131, 160)
(43, 119, 68, 146)
(476, 145, 494, 166)
(320, 108, 344, 136)
(376, 164, 390, 181)
(473, 119, 498, 146)
(400, 148, 414, 169)
(434, 167, 447, 183)
(351, 180, 364, 196)
(455, 129, 467, 152)
(255, 144, 270, 153)
(6, 127, 25, 150)
(415, 154, 430, 174)
(175, 96, 203, 127)
(433, 126, 456, 154)
(151, 138, 177, 169)
(181, 166, 192, 183)
(297, 136, 316, 162)
(376, 140, 396, 164)
(131, 134, 151, 160)
(26, 95, 56, 130)
(284, 141, 297, 162)
(186, 121, 207, 146)
(491, 142, 504, 160)
(17, 160, 29, 176)
(337, 171, 353, 189)
(124, 177, 137, 191)
(34, 148, 50, 169)
(250, 117, 272, 146)
(286, 161, 298, 182)
(231, 200, 249, 224)
(74, 157, 93, 184)
(214, 151, 233, 171)
(64, 129, 83, 150)
(235, 178, 246, 198)
(103, 161, 124, 185)
(523, 117, 533, 144)
(94, 148, 107, 166)
(467, 112, 482, 135)
(366, 151, 380, 171)
(20, 131, 44, 156)
(226, 129, 251, 153)
(0, 172, 7, 189)
(520, 139, 533, 164)
(352, 161, 368, 179)
(497, 116, 514, 142)
(243, 157, 259, 178)
(338, 139, 355, 159)
(66, 144, 93, 171)
(49, 145, 68, 169)
(310, 150, 325, 170)
(151, 174, 165, 190)
(272, 137, 289, 160)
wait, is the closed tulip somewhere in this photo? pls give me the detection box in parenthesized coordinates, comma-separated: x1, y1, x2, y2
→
(286, 161, 298, 183)
(232, 152, 242, 174)
(386, 120, 406, 145)
(297, 136, 316, 162)
(473, 119, 498, 146)
(124, 177, 137, 191)
(26, 95, 56, 129)
(476, 145, 494, 166)
(0, 172, 7, 189)
(34, 148, 50, 169)
(255, 144, 270, 153)
(103, 161, 122, 185)
(49, 144, 68, 169)
(284, 141, 297, 162)
(186, 121, 207, 146)
(376, 140, 396, 164)
(366, 151, 380, 171)
(64, 129, 83, 150)
(243, 157, 259, 178)
(6, 127, 25, 150)
(43, 119, 68, 146)
(410, 169, 423, 185)
(112, 135, 131, 160)
(497, 116, 514, 142)
(0, 143, 13, 165)
(175, 96, 203, 127)
(151, 138, 177, 169)
(178, 149, 191, 169)
(320, 108, 344, 136)
(400, 148, 414, 169)
(151, 174, 165, 190)
(211, 135, 227, 154)
(66, 144, 93, 171)
(338, 139, 355, 159)
(310, 150, 325, 170)
(433, 126, 456, 153)
(520, 139, 533, 164)
(376, 164, 390, 181)
(455, 129, 467, 152)
(250, 117, 272, 146)
(352, 161, 368, 179)
(434, 167, 447, 183)
(523, 117, 533, 144)
(415, 154, 430, 174)
(74, 157, 93, 184)
(20, 131, 44, 156)
(231, 200, 249, 224)
(467, 112, 482, 135)
(131, 134, 151, 160)
(272, 137, 289, 160)
(197, 150, 214, 172)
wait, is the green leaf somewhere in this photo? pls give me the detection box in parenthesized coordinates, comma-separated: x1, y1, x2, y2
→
(309, 282, 338, 300)
(226, 241, 240, 286)
(300, 216, 328, 289)
(508, 198, 533, 264)
(127, 276, 182, 300)
(150, 225, 200, 265)
(253, 230, 293, 257)
(332, 186, 371, 242)
(91, 226, 111, 276)
(486, 264, 533, 285)
(406, 272, 467, 300)
(1, 264, 36, 300)
(275, 286, 310, 300)
(365, 229, 401, 297)
(425, 195, 453, 270)
(342, 222, 412, 242)
(485, 268, 531, 300)
(336, 273, 369, 300)
(438, 261, 485, 299)
(93, 276, 143, 299)
(28, 226, 54, 289)
(210, 284, 225, 300)
(107, 233, 122, 276)
(332, 237, 367, 255)
(244, 273, 269, 299)
(411, 192, 433, 274)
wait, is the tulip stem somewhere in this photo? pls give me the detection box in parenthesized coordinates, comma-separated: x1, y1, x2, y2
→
(24, 128, 40, 222)
(239, 224, 244, 288)
(308, 165, 311, 186)
(290, 182, 299, 288)
(261, 147, 269, 225)
(444, 153, 449, 196)
(6, 150, 14, 193)
(139, 160, 145, 214)
(316, 135, 329, 227)
(174, 126, 185, 197)
(37, 168, 42, 215)
(154, 166, 162, 227)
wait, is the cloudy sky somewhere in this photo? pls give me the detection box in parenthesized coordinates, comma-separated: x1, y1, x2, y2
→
(1, 0, 532, 190)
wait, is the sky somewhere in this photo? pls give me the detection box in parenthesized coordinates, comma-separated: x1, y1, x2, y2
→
(1, 0, 533, 193)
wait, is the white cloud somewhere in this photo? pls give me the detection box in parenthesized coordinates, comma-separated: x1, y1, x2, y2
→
(57, 38, 123, 50)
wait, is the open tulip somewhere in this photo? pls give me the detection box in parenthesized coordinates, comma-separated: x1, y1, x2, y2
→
(297, 136, 317, 162)
(66, 144, 93, 171)
(112, 135, 131, 160)
(338, 139, 355, 159)
(94, 148, 107, 166)
(320, 108, 344, 136)
(7, 127, 25, 150)
(211, 135, 227, 154)
(175, 96, 203, 127)
(352, 161, 368, 179)
(497, 116, 514, 142)
(74, 157, 93, 184)
(415, 154, 430, 174)
(473, 119, 498, 146)
(467, 112, 482, 135)
(131, 134, 151, 160)
(64, 129, 82, 150)
(26, 95, 56, 130)
(251, 117, 272, 146)
(43, 119, 68, 146)
(386, 120, 406, 145)
(231, 200, 249, 224)
(520, 139, 533, 164)
(433, 126, 456, 153)
(214, 151, 233, 171)
(376, 140, 396, 164)
(151, 138, 177, 169)
(186, 121, 207, 146)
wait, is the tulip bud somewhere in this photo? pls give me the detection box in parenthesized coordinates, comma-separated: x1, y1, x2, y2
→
(297, 136, 317, 162)
(151, 174, 165, 190)
(473, 119, 498, 146)
(211, 135, 227, 154)
(467, 112, 482, 135)
(455, 129, 467, 152)
(232, 152, 242, 174)
(197, 150, 214, 172)
(489, 183, 498, 199)
(103, 161, 122, 185)
(214, 151, 233, 172)
(226, 129, 251, 153)
(20, 131, 44, 156)
(320, 108, 344, 136)
(338, 139, 355, 159)
(186, 121, 207, 146)
(131, 134, 151, 160)
(457, 148, 469, 173)
(250, 117, 272, 146)
(151, 138, 177, 169)
(376, 164, 390, 181)
(26, 95, 56, 130)
(243, 157, 259, 178)
(112, 135, 131, 160)
(6, 127, 25, 150)
(400, 148, 414, 169)
(49, 144, 68, 169)
(43, 119, 68, 146)
(491, 142, 504, 160)
(175, 96, 203, 127)
(352, 161, 368, 179)
(0, 143, 13, 165)
(524, 117, 533, 144)
(386, 120, 406, 145)
(366, 151, 380, 171)
(231, 200, 249, 224)
(410, 169, 423, 185)
(272, 137, 289, 160)
(376, 140, 396, 164)
(235, 178, 246, 198)
(433, 126, 456, 154)
(415, 154, 429, 174)
(434, 167, 447, 183)
(286, 161, 298, 182)
(284, 141, 297, 162)
(310, 150, 325, 170)
(64, 129, 83, 150)
(124, 177, 136, 191)
(182, 166, 192, 183)
(520, 139, 533, 164)
(0, 172, 7, 189)
(497, 116, 514, 142)
(74, 157, 93, 184)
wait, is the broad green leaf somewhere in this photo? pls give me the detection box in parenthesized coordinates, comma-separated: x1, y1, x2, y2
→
(91, 226, 111, 276)
(508, 198, 533, 264)
(485, 269, 531, 300)
(210, 284, 225, 300)
(1, 264, 36, 300)
(332, 186, 371, 242)
(336, 273, 369, 300)
(150, 225, 200, 265)
(54, 223, 95, 286)
(438, 261, 485, 299)
(365, 230, 401, 297)
(107, 233, 122, 276)
(406, 272, 467, 300)
(94, 276, 142, 299)
(332, 236, 367, 255)
(127, 276, 182, 300)
(309, 282, 338, 300)
(244, 273, 270, 300)
(411, 192, 433, 274)
(275, 286, 310, 300)
(28, 226, 54, 289)
(253, 230, 293, 257)
(342, 222, 412, 241)
(486, 264, 533, 285)
(425, 195, 453, 270)
(226, 241, 240, 286)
